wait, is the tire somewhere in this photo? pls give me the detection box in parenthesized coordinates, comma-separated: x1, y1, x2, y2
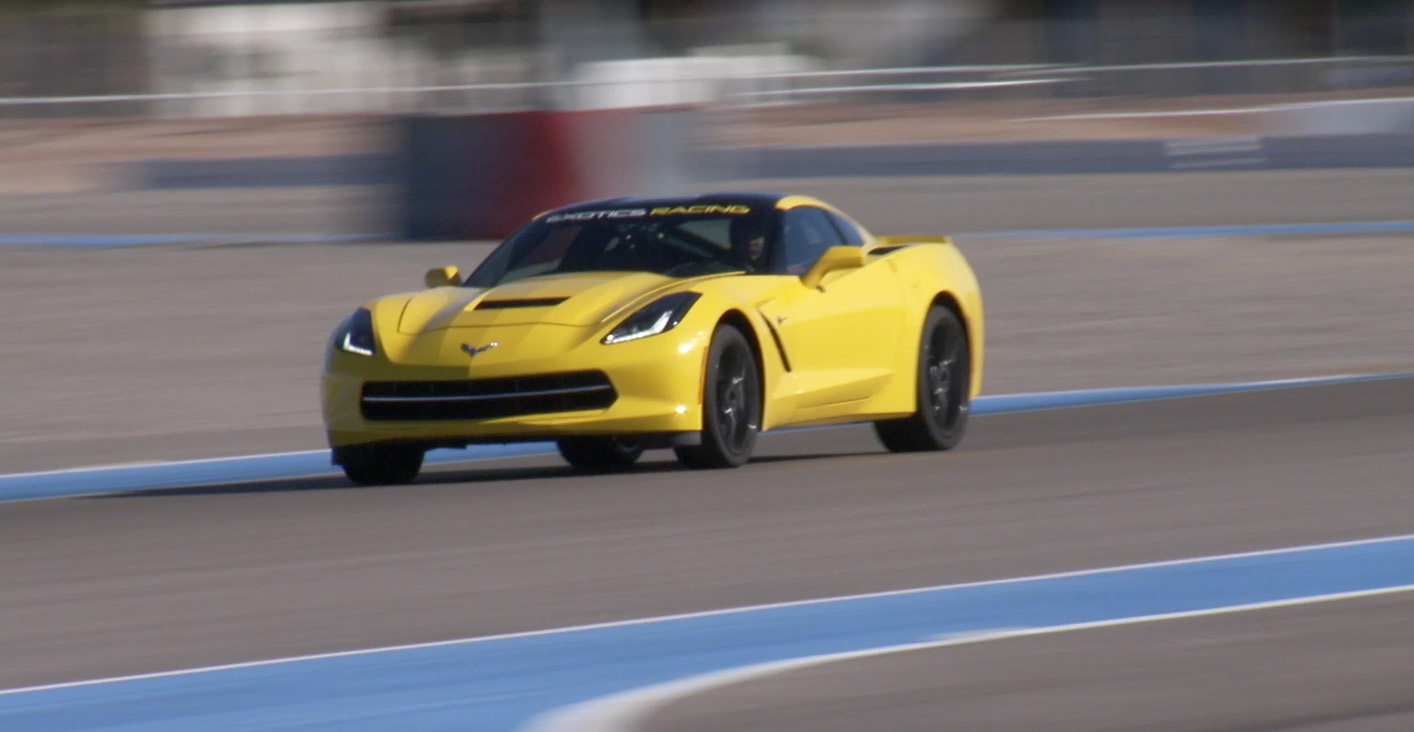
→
(674, 324, 761, 469)
(336, 444, 424, 486)
(874, 306, 971, 452)
(556, 436, 644, 471)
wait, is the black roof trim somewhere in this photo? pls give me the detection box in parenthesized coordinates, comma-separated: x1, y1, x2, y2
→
(552, 191, 785, 215)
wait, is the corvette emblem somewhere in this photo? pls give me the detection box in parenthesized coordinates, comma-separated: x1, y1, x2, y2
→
(461, 342, 499, 357)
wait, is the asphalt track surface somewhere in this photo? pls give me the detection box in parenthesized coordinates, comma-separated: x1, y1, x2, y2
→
(3, 170, 1414, 729)
(4, 377, 1414, 726)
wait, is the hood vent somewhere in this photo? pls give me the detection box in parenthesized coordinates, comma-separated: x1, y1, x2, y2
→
(475, 297, 568, 310)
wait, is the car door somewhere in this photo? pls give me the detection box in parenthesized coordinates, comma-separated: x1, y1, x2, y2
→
(757, 207, 906, 416)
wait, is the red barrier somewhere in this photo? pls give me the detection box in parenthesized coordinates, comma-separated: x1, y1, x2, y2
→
(399, 109, 658, 240)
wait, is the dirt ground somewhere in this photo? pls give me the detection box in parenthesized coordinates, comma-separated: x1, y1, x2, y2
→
(0, 92, 1354, 195)
(0, 115, 389, 195)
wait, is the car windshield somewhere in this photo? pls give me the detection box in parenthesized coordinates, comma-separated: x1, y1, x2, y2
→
(465, 206, 777, 287)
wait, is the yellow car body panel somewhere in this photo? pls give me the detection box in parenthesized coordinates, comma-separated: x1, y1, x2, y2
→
(322, 194, 983, 451)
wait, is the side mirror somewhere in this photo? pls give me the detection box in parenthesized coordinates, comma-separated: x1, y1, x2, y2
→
(425, 266, 462, 288)
(800, 246, 866, 290)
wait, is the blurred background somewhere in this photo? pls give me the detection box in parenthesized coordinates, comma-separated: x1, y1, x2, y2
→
(5, 9, 1414, 718)
(2, 0, 1413, 239)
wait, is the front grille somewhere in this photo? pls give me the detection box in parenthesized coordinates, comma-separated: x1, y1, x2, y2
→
(361, 371, 616, 421)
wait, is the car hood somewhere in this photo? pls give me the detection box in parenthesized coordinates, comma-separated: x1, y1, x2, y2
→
(396, 271, 712, 334)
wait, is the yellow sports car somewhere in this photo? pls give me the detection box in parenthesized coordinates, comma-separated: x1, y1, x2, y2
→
(323, 192, 983, 484)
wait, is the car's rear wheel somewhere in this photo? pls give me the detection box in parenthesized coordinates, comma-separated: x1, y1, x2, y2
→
(675, 324, 760, 469)
(557, 436, 644, 471)
(874, 305, 971, 452)
(335, 444, 425, 485)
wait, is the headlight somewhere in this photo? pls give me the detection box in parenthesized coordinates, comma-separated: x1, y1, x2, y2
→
(332, 308, 377, 356)
(602, 292, 701, 345)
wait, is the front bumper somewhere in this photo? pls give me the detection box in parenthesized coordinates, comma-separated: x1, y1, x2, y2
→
(322, 321, 709, 449)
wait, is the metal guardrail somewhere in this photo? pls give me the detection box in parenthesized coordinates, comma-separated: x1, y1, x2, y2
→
(1042, 55, 1414, 73)
(2, 56, 1411, 116)
(1026, 55, 1414, 99)
(724, 55, 1414, 102)
(0, 66, 1058, 108)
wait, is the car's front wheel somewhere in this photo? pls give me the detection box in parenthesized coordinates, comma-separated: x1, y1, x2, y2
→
(557, 436, 644, 471)
(335, 444, 425, 486)
(874, 305, 971, 452)
(675, 324, 761, 469)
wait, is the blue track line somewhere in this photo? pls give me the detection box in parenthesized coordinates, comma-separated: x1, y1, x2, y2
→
(2, 372, 1408, 504)
(0, 233, 394, 248)
(3, 536, 1412, 731)
(962, 219, 1414, 240)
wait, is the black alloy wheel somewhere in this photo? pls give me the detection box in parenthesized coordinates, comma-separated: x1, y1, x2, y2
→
(336, 444, 425, 486)
(675, 324, 761, 469)
(875, 305, 971, 452)
(557, 436, 645, 471)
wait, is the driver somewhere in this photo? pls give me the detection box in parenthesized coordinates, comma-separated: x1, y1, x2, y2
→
(729, 215, 773, 272)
